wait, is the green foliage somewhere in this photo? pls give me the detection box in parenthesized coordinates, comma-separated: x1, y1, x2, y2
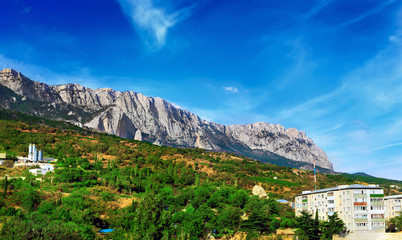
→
(320, 212, 345, 239)
(388, 214, 402, 232)
(0, 110, 379, 239)
(131, 190, 172, 239)
(250, 176, 300, 187)
(172, 204, 214, 239)
(295, 211, 345, 240)
(215, 206, 241, 235)
(17, 187, 42, 212)
(241, 196, 273, 233)
(295, 211, 320, 240)
(341, 173, 402, 185)
(229, 189, 249, 208)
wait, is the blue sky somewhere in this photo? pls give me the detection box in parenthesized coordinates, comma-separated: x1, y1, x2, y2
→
(1, 0, 402, 180)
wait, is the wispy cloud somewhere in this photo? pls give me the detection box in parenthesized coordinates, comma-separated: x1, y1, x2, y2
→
(275, 86, 344, 120)
(116, 0, 194, 50)
(223, 86, 239, 93)
(337, 0, 397, 28)
(277, 39, 317, 88)
(373, 142, 402, 151)
(389, 8, 402, 43)
(299, 0, 334, 24)
(271, 39, 402, 179)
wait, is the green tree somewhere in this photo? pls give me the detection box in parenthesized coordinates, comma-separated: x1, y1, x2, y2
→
(3, 175, 8, 198)
(241, 197, 271, 233)
(215, 206, 241, 234)
(229, 189, 249, 208)
(132, 190, 172, 240)
(388, 214, 402, 232)
(321, 212, 345, 239)
(18, 187, 42, 212)
(295, 211, 320, 240)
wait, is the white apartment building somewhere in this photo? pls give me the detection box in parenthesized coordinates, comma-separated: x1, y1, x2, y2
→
(384, 194, 402, 220)
(295, 184, 385, 232)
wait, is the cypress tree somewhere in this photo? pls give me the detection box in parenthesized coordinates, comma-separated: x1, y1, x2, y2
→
(3, 175, 8, 198)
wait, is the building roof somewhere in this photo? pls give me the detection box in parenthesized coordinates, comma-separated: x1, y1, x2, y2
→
(99, 229, 115, 233)
(296, 184, 382, 197)
(384, 194, 402, 200)
(0, 153, 6, 159)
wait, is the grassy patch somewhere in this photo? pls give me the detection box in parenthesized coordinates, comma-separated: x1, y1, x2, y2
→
(250, 176, 300, 187)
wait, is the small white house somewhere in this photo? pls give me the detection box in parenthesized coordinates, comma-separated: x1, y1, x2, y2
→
(41, 164, 54, 171)
(29, 169, 45, 176)
(29, 164, 54, 176)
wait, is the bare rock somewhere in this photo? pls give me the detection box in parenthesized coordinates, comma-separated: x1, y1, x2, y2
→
(0, 68, 333, 170)
(134, 130, 142, 141)
(252, 185, 268, 198)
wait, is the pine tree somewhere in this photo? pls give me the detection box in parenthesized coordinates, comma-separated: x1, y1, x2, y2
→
(295, 211, 321, 240)
(3, 175, 8, 198)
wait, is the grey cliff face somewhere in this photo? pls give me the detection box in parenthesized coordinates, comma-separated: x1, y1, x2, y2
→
(0, 69, 333, 170)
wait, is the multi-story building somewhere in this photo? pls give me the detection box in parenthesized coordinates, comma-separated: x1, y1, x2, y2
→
(295, 184, 385, 232)
(384, 194, 402, 220)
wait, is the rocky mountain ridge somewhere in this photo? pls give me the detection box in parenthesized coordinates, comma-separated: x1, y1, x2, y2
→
(0, 68, 333, 170)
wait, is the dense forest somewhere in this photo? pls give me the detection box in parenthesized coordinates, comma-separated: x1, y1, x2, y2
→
(0, 110, 400, 239)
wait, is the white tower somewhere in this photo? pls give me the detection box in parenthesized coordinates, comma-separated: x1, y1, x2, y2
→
(28, 143, 38, 162)
(28, 143, 32, 161)
(34, 150, 38, 162)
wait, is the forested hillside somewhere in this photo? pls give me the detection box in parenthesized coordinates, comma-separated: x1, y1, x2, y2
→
(0, 110, 400, 239)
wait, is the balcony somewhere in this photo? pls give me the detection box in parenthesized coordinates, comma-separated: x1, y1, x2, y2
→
(354, 218, 368, 222)
(371, 218, 385, 222)
(354, 202, 367, 206)
(370, 194, 384, 198)
(370, 202, 384, 206)
(353, 194, 367, 198)
(354, 209, 368, 213)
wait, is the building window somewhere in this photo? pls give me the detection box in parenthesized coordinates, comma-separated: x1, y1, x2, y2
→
(356, 223, 367, 227)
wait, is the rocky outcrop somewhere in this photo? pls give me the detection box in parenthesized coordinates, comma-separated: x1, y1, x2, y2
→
(0, 69, 333, 170)
(252, 185, 268, 198)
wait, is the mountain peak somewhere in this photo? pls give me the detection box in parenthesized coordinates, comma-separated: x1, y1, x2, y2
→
(0, 69, 333, 170)
(1, 68, 21, 77)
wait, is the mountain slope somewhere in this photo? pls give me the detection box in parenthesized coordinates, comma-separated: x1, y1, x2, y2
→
(0, 68, 333, 170)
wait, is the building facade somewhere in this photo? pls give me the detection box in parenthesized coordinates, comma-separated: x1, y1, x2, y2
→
(295, 184, 385, 232)
(384, 194, 402, 220)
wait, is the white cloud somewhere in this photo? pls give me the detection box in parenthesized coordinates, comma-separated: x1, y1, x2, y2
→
(223, 86, 239, 93)
(389, 34, 402, 43)
(269, 38, 402, 179)
(117, 0, 193, 50)
(373, 142, 402, 151)
(168, 101, 186, 110)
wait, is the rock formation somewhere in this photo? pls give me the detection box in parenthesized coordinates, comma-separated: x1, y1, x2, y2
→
(0, 68, 333, 170)
(252, 185, 268, 198)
